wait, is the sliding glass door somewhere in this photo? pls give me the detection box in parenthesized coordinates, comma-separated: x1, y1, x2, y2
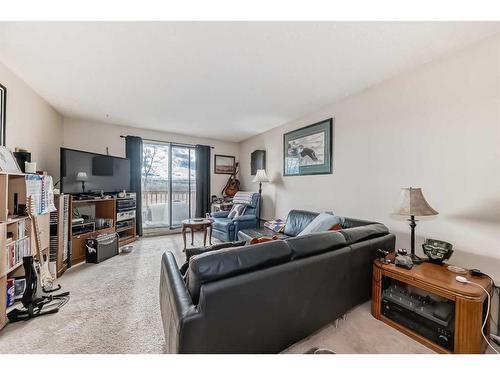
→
(142, 141, 196, 233)
(171, 145, 196, 226)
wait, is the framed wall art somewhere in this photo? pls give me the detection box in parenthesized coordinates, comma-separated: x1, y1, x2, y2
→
(214, 154, 236, 174)
(0, 84, 5, 146)
(283, 118, 332, 176)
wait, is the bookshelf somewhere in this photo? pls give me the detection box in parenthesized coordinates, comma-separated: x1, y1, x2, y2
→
(0, 172, 50, 331)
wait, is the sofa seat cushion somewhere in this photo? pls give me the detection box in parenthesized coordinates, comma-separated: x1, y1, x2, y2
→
(212, 218, 235, 232)
(286, 231, 348, 260)
(187, 240, 292, 304)
(340, 223, 389, 245)
(283, 210, 319, 237)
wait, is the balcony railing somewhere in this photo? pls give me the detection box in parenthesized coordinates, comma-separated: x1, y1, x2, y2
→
(142, 189, 197, 228)
(142, 189, 196, 206)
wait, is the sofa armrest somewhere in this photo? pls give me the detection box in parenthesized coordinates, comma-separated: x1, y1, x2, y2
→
(160, 251, 200, 352)
(211, 211, 229, 218)
(233, 214, 256, 222)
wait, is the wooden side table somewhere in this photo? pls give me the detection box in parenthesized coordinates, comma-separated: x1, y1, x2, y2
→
(181, 219, 213, 250)
(372, 257, 492, 354)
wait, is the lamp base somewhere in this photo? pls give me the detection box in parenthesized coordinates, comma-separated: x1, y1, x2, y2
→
(409, 253, 423, 265)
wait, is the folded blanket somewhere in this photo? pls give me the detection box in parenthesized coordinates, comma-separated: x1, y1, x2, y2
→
(232, 191, 255, 205)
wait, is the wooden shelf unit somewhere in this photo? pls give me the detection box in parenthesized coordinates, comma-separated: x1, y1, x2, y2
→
(50, 194, 70, 277)
(372, 258, 493, 354)
(69, 196, 137, 265)
(0, 172, 50, 331)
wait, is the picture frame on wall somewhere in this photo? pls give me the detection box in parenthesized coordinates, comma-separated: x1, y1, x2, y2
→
(214, 154, 236, 174)
(0, 146, 21, 173)
(0, 84, 6, 146)
(283, 118, 333, 176)
(250, 150, 266, 176)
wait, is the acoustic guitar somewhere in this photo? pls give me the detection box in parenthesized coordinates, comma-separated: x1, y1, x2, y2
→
(222, 162, 240, 197)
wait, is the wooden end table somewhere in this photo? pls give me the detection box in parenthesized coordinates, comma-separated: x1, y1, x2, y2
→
(181, 218, 214, 250)
(372, 256, 492, 354)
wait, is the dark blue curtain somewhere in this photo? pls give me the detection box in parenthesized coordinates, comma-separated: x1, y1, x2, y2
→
(195, 145, 211, 218)
(125, 136, 143, 236)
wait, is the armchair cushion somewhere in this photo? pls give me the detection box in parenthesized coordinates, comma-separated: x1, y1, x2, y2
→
(211, 210, 229, 218)
(233, 214, 257, 222)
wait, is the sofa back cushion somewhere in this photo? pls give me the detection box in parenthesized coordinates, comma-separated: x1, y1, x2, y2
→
(283, 210, 319, 236)
(187, 240, 292, 304)
(339, 223, 389, 245)
(342, 217, 377, 229)
(286, 231, 348, 260)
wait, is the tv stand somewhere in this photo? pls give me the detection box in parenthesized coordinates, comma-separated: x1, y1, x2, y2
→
(69, 194, 137, 265)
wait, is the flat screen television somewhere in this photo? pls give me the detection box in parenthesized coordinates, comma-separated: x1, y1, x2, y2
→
(60, 148, 131, 195)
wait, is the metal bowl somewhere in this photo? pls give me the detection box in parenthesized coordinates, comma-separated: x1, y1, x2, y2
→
(121, 245, 134, 253)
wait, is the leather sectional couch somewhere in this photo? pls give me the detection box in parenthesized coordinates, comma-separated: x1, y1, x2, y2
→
(159, 213, 395, 353)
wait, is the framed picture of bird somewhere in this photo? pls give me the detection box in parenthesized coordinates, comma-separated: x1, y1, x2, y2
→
(283, 118, 332, 176)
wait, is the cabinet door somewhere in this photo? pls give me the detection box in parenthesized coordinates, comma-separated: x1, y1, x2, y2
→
(72, 232, 94, 265)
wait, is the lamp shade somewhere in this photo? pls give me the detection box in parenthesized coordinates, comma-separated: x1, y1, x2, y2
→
(394, 187, 438, 216)
(76, 171, 88, 182)
(252, 169, 269, 183)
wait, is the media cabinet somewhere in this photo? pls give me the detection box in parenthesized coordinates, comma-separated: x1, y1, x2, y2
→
(69, 195, 137, 265)
(372, 258, 492, 354)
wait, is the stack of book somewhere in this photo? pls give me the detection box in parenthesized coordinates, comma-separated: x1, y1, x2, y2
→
(6, 219, 31, 269)
(264, 219, 286, 233)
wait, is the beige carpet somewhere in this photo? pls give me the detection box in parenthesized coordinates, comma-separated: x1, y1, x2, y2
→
(0, 233, 432, 354)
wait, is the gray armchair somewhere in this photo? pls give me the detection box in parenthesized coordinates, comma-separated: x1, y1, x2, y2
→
(210, 192, 260, 242)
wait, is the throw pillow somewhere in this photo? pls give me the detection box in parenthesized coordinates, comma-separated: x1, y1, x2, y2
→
(298, 213, 345, 236)
(249, 236, 279, 245)
(228, 203, 247, 219)
(329, 223, 343, 231)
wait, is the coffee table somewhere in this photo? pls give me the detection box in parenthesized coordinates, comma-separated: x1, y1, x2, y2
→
(181, 218, 214, 250)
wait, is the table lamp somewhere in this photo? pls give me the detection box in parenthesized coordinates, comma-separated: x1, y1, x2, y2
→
(76, 171, 88, 193)
(253, 169, 269, 225)
(394, 187, 438, 262)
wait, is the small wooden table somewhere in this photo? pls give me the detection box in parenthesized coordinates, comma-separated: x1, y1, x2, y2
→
(181, 218, 214, 250)
(372, 256, 492, 354)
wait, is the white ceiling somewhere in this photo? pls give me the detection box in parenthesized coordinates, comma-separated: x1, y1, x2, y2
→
(0, 22, 499, 142)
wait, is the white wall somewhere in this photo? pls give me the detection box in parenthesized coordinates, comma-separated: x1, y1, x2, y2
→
(62, 117, 240, 196)
(239, 35, 500, 280)
(0, 61, 63, 177)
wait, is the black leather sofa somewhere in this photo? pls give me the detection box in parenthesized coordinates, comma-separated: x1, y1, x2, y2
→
(160, 213, 395, 353)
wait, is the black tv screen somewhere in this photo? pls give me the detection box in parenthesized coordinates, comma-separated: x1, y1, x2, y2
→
(60, 148, 131, 195)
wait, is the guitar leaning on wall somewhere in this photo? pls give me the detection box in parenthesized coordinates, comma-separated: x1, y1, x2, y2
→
(222, 162, 240, 197)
